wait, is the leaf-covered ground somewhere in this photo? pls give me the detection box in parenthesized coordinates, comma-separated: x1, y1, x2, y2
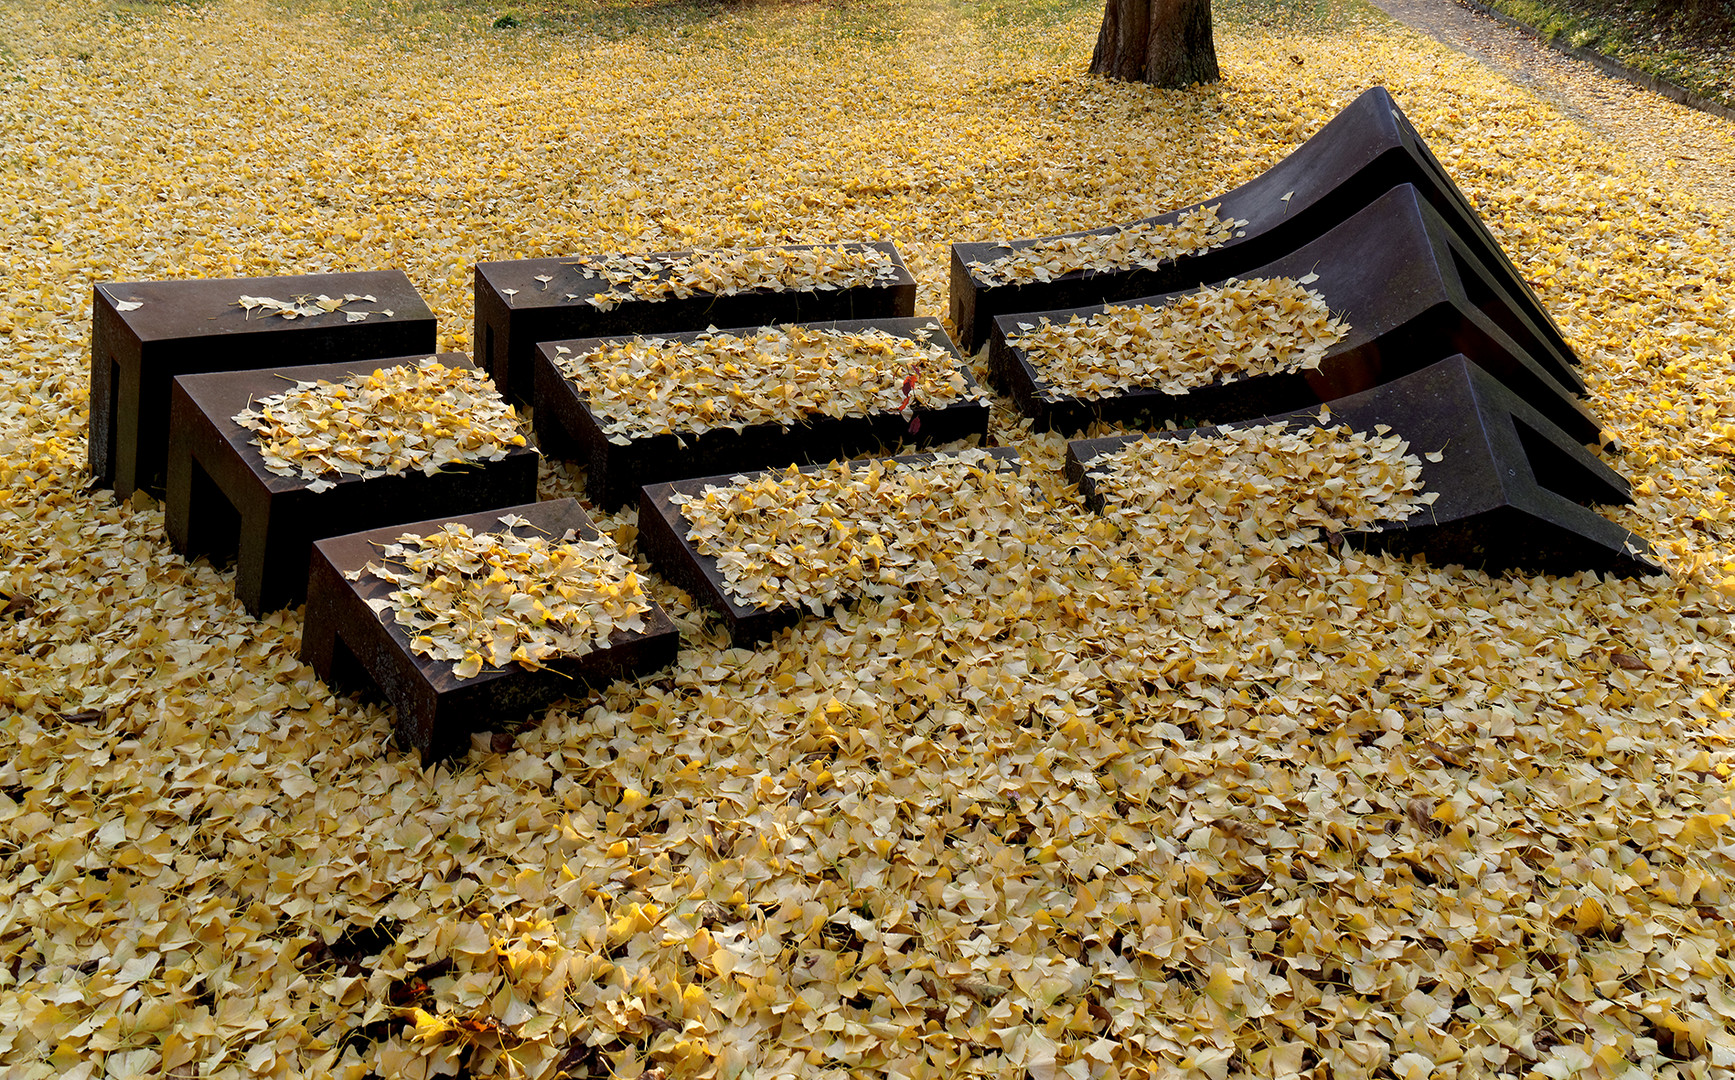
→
(2, 0, 1734, 1077)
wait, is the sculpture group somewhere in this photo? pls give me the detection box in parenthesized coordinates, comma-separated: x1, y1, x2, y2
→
(88, 88, 1656, 763)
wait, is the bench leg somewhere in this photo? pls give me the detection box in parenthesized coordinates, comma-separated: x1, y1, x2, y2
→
(303, 624, 374, 700)
(237, 508, 312, 616)
(403, 680, 449, 768)
(166, 452, 240, 562)
(110, 364, 144, 500)
(89, 351, 120, 489)
(302, 557, 376, 696)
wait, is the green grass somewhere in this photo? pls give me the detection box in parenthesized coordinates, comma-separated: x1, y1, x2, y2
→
(1480, 0, 1735, 106)
(508, 0, 734, 38)
(949, 0, 1379, 39)
(800, 0, 907, 47)
(959, 0, 1100, 32)
(95, 0, 213, 25)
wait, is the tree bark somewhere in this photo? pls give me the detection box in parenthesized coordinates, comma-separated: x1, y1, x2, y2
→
(1089, 0, 1220, 88)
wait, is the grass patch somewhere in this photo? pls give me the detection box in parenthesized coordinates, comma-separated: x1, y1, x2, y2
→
(1481, 0, 1735, 106)
(799, 0, 907, 46)
(502, 0, 735, 37)
(954, 0, 1381, 38)
(316, 0, 1385, 48)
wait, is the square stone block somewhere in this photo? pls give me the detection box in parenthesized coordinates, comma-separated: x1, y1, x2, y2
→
(165, 353, 538, 616)
(91, 270, 436, 499)
(474, 241, 917, 405)
(637, 447, 1021, 645)
(532, 317, 991, 509)
(301, 499, 680, 765)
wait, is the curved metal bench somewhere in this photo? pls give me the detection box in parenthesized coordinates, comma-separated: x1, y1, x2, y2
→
(949, 86, 1573, 365)
(987, 184, 1600, 444)
(1066, 356, 1657, 578)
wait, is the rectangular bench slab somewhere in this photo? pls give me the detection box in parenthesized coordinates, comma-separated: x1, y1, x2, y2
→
(532, 316, 991, 510)
(638, 447, 1021, 645)
(302, 499, 680, 765)
(1065, 355, 1658, 578)
(91, 270, 436, 499)
(987, 184, 1600, 445)
(948, 86, 1575, 361)
(165, 353, 538, 616)
(475, 241, 917, 405)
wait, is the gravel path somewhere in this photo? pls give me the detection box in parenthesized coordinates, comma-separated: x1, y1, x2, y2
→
(1366, 0, 1735, 210)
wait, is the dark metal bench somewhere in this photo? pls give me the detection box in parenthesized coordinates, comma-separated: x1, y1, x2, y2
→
(638, 447, 1022, 644)
(90, 271, 435, 499)
(302, 499, 680, 765)
(1066, 355, 1658, 577)
(164, 353, 538, 615)
(475, 241, 917, 404)
(987, 184, 1599, 444)
(948, 86, 1574, 361)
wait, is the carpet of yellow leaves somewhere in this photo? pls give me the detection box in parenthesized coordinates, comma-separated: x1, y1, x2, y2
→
(1, 0, 1734, 1078)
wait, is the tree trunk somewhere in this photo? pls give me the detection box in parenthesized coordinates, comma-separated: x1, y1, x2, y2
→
(1089, 0, 1220, 88)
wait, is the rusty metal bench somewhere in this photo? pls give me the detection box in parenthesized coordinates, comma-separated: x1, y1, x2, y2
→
(987, 184, 1600, 445)
(164, 353, 538, 616)
(475, 241, 918, 405)
(638, 447, 1022, 644)
(1066, 355, 1658, 578)
(948, 86, 1574, 363)
(90, 271, 435, 499)
(301, 499, 680, 765)
(533, 317, 990, 509)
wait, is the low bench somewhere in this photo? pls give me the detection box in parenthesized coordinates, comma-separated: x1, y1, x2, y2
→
(1065, 356, 1658, 577)
(532, 317, 991, 509)
(91, 270, 435, 499)
(302, 499, 680, 765)
(164, 353, 538, 616)
(638, 447, 1022, 644)
(987, 184, 1600, 445)
(475, 241, 918, 405)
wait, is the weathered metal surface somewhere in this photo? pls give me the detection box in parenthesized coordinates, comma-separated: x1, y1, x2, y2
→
(90, 271, 436, 499)
(164, 353, 538, 616)
(301, 499, 680, 766)
(533, 317, 990, 510)
(1066, 356, 1658, 578)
